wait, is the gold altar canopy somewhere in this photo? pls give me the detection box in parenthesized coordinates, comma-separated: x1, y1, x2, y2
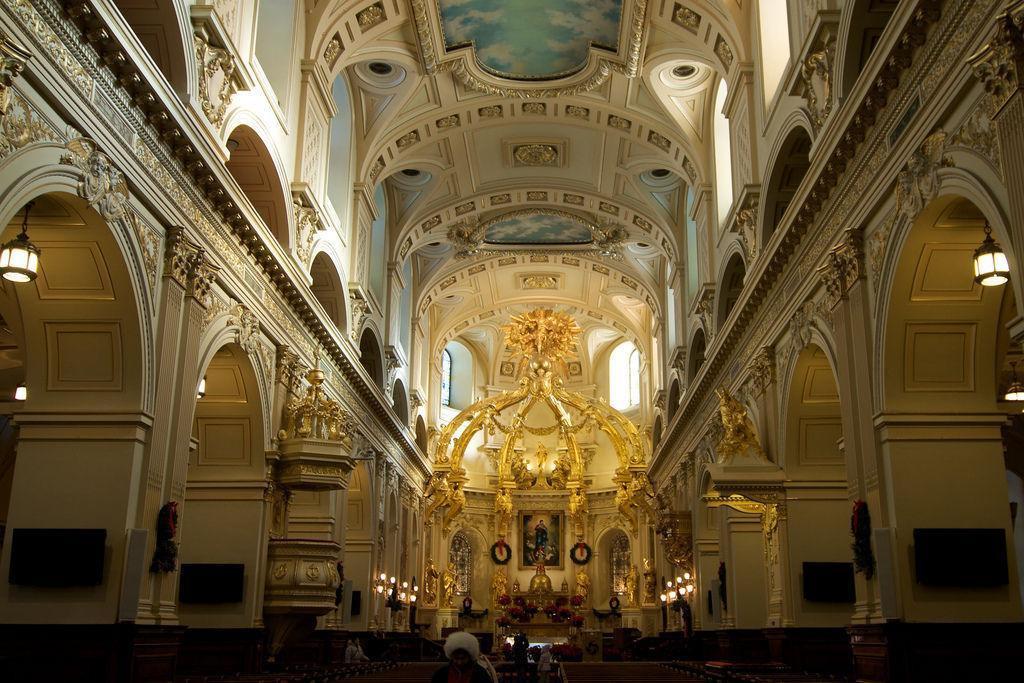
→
(429, 309, 648, 538)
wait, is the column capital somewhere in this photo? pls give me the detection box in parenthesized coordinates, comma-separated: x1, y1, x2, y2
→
(818, 228, 864, 308)
(970, 2, 1024, 118)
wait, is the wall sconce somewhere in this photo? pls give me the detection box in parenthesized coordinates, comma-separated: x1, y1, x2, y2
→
(197, 376, 207, 400)
(13, 383, 26, 401)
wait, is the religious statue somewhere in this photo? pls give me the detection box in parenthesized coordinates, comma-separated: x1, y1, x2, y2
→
(550, 453, 571, 490)
(441, 482, 466, 534)
(642, 558, 657, 605)
(423, 471, 451, 524)
(574, 566, 591, 604)
(491, 567, 509, 607)
(628, 472, 658, 520)
(494, 487, 513, 536)
(568, 485, 588, 537)
(715, 388, 767, 462)
(615, 483, 639, 535)
(441, 562, 457, 608)
(625, 563, 639, 607)
(423, 557, 440, 606)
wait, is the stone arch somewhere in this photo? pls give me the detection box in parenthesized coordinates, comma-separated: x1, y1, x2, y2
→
(310, 250, 348, 333)
(113, 0, 193, 95)
(224, 124, 292, 250)
(179, 342, 269, 628)
(760, 125, 812, 246)
(0, 189, 151, 623)
(595, 526, 633, 605)
(836, 0, 898, 101)
(717, 251, 747, 327)
(359, 327, 384, 389)
(667, 378, 682, 423)
(415, 415, 428, 455)
(688, 327, 708, 385)
(392, 378, 409, 426)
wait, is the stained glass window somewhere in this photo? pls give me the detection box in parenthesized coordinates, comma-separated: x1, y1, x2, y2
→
(450, 531, 472, 595)
(610, 531, 631, 595)
(441, 349, 452, 407)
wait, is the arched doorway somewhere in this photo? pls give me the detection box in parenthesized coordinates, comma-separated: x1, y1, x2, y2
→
(310, 251, 347, 332)
(225, 125, 291, 250)
(180, 343, 268, 627)
(762, 127, 812, 244)
(359, 328, 383, 389)
(0, 192, 148, 623)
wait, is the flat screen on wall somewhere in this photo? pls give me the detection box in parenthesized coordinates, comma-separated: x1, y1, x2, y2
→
(913, 528, 1008, 587)
(802, 562, 855, 603)
(178, 563, 245, 603)
(8, 528, 106, 586)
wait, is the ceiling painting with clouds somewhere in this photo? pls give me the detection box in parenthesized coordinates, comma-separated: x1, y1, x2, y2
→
(484, 213, 594, 245)
(438, 0, 623, 79)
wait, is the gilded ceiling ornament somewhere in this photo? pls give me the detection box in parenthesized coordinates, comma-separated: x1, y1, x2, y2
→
(490, 193, 511, 205)
(502, 309, 581, 361)
(478, 105, 503, 119)
(436, 114, 460, 129)
(526, 191, 548, 201)
(714, 388, 766, 463)
(446, 219, 485, 258)
(522, 274, 559, 290)
(714, 34, 734, 71)
(455, 201, 475, 215)
(565, 105, 589, 119)
(512, 143, 559, 167)
(590, 221, 628, 260)
(647, 130, 671, 152)
(563, 193, 584, 205)
(396, 129, 420, 150)
(607, 115, 632, 130)
(323, 35, 342, 65)
(356, 3, 386, 31)
(672, 4, 701, 34)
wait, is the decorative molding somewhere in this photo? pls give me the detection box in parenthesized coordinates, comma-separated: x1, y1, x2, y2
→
(293, 194, 324, 267)
(61, 137, 129, 221)
(969, 2, 1024, 117)
(193, 31, 237, 128)
(799, 26, 837, 133)
(818, 228, 864, 308)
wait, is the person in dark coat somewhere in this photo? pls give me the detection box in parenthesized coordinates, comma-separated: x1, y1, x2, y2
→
(513, 632, 530, 683)
(431, 631, 492, 683)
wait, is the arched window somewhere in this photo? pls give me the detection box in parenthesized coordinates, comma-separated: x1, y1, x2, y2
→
(609, 532, 631, 595)
(714, 78, 733, 225)
(758, 0, 791, 106)
(369, 184, 387, 302)
(449, 531, 472, 595)
(255, 0, 295, 107)
(610, 341, 640, 410)
(441, 349, 452, 407)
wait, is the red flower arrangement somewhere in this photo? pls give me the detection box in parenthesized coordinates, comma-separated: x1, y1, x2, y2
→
(558, 607, 574, 621)
(513, 596, 526, 608)
(570, 594, 583, 607)
(496, 615, 512, 628)
(551, 644, 582, 661)
(498, 593, 512, 607)
(571, 614, 585, 628)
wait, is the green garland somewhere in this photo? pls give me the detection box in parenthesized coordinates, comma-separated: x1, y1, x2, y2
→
(570, 541, 592, 565)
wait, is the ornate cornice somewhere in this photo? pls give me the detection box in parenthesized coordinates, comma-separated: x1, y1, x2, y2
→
(32, 0, 428, 475)
(818, 228, 864, 309)
(970, 1, 1024, 116)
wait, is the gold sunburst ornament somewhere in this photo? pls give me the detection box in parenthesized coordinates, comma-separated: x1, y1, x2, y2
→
(501, 309, 582, 361)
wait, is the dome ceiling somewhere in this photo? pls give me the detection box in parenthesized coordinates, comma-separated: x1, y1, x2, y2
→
(437, 0, 624, 78)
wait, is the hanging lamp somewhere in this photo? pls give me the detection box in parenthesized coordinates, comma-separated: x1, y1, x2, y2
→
(973, 222, 1010, 287)
(0, 201, 40, 283)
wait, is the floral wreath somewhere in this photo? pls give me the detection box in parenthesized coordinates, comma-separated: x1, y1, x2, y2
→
(608, 595, 620, 611)
(569, 541, 592, 565)
(490, 539, 512, 565)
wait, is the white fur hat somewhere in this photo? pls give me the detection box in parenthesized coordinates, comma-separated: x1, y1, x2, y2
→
(444, 631, 480, 660)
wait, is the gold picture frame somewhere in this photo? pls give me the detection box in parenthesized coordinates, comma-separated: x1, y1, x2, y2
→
(519, 511, 564, 569)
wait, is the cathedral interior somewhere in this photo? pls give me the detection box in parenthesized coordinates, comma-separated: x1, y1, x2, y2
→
(1, 1, 1024, 681)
